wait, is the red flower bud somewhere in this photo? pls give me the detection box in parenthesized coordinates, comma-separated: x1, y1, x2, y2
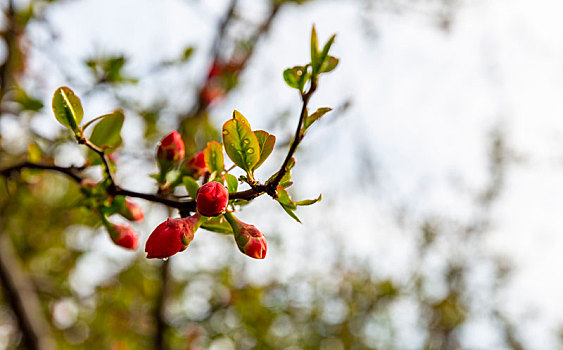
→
(196, 182, 228, 217)
(145, 214, 201, 259)
(109, 224, 139, 250)
(225, 213, 267, 259)
(185, 151, 208, 178)
(157, 131, 185, 173)
(120, 198, 144, 222)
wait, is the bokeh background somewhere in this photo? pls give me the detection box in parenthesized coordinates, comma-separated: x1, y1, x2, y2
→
(1, 0, 563, 349)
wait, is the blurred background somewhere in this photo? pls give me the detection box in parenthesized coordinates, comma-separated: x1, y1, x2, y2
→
(1, 0, 563, 349)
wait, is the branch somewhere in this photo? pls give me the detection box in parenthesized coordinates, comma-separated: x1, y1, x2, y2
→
(0, 78, 319, 214)
(154, 259, 171, 350)
(267, 82, 318, 192)
(0, 231, 56, 350)
(77, 137, 116, 188)
(0, 162, 84, 182)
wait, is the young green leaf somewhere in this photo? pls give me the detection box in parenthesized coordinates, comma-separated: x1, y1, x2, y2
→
(232, 109, 250, 127)
(277, 186, 296, 210)
(320, 56, 339, 73)
(311, 25, 319, 73)
(295, 194, 322, 206)
(304, 107, 332, 130)
(224, 173, 238, 194)
(222, 117, 260, 174)
(52, 87, 83, 131)
(253, 130, 276, 170)
(89, 110, 124, 151)
(183, 176, 200, 199)
(318, 34, 336, 69)
(204, 141, 224, 173)
(280, 203, 302, 223)
(201, 216, 234, 235)
(14, 88, 43, 112)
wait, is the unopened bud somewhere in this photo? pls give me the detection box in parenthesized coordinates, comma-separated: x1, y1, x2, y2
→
(145, 214, 201, 259)
(196, 182, 228, 217)
(109, 224, 139, 250)
(225, 213, 267, 259)
(119, 198, 144, 222)
(157, 131, 185, 174)
(185, 151, 208, 178)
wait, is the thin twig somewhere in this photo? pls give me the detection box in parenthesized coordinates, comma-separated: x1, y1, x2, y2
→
(267, 83, 317, 192)
(0, 162, 84, 182)
(78, 137, 116, 188)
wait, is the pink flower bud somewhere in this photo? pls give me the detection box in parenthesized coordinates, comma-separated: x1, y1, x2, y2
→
(196, 182, 228, 217)
(185, 151, 208, 178)
(157, 131, 185, 173)
(225, 213, 267, 259)
(145, 214, 201, 259)
(120, 198, 144, 222)
(109, 224, 139, 250)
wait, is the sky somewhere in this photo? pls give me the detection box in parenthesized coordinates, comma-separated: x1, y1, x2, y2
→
(6, 0, 563, 348)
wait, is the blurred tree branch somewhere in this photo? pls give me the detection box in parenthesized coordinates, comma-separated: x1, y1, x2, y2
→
(0, 230, 56, 350)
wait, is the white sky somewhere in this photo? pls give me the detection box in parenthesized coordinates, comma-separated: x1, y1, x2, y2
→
(7, 0, 563, 347)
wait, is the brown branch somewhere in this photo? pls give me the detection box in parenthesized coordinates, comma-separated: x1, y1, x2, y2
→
(0, 231, 56, 350)
(267, 82, 318, 192)
(0, 162, 84, 182)
(154, 256, 171, 350)
(77, 137, 116, 188)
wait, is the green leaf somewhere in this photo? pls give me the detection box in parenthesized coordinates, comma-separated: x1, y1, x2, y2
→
(89, 110, 124, 151)
(204, 141, 224, 173)
(224, 173, 238, 194)
(253, 130, 276, 170)
(283, 66, 310, 91)
(222, 114, 260, 174)
(283, 66, 303, 89)
(279, 202, 301, 223)
(232, 109, 250, 127)
(318, 35, 336, 69)
(14, 88, 43, 112)
(295, 194, 322, 206)
(304, 107, 332, 130)
(277, 186, 296, 210)
(311, 25, 319, 72)
(201, 216, 234, 235)
(165, 170, 182, 184)
(183, 176, 200, 199)
(52, 87, 83, 131)
(320, 56, 339, 73)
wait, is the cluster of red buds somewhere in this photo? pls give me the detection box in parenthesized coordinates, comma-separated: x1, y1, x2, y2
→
(143, 131, 267, 260)
(105, 198, 144, 250)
